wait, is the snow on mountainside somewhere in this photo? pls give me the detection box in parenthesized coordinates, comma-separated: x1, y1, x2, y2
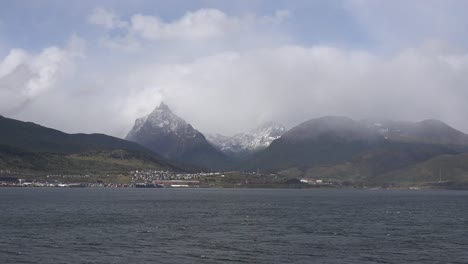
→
(126, 102, 198, 140)
(125, 102, 229, 170)
(207, 121, 287, 154)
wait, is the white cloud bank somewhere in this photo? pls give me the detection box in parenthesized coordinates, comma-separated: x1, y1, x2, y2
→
(88, 7, 289, 51)
(130, 9, 288, 41)
(0, 36, 84, 116)
(119, 45, 468, 136)
(3, 5, 468, 138)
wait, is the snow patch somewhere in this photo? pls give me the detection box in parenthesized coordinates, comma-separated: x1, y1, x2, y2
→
(207, 122, 286, 153)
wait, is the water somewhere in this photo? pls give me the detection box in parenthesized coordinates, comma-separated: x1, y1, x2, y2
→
(0, 188, 467, 264)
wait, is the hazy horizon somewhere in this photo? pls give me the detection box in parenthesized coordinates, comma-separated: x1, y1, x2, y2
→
(2, 0, 468, 137)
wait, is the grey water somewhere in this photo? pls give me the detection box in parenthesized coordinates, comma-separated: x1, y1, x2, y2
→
(0, 188, 467, 264)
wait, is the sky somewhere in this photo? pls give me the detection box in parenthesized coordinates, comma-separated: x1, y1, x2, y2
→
(1, 0, 468, 137)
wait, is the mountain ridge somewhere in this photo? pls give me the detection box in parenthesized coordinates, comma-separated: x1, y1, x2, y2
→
(206, 121, 286, 158)
(4, 105, 468, 184)
(363, 118, 468, 146)
(0, 115, 181, 174)
(239, 116, 468, 171)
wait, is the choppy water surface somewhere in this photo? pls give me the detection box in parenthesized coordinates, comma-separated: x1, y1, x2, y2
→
(0, 188, 467, 263)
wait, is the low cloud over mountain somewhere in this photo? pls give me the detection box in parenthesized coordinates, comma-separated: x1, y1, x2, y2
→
(1, 1, 468, 137)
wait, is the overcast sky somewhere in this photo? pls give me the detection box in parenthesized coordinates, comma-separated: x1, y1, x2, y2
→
(1, 0, 468, 137)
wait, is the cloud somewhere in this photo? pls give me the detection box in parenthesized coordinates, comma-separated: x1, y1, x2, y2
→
(130, 9, 229, 40)
(3, 2, 468, 139)
(0, 35, 84, 116)
(88, 7, 128, 29)
(0, 49, 28, 78)
(90, 7, 290, 51)
(130, 8, 289, 41)
(117, 45, 468, 136)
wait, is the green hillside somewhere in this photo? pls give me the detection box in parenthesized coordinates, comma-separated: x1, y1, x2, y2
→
(276, 142, 460, 186)
(0, 145, 174, 176)
(0, 116, 180, 174)
(373, 153, 468, 188)
(0, 115, 152, 154)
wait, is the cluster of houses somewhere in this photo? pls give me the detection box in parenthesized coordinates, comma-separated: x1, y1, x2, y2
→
(46, 174, 91, 179)
(131, 170, 176, 183)
(0, 169, 17, 175)
(131, 170, 225, 188)
(131, 170, 223, 182)
(0, 167, 335, 188)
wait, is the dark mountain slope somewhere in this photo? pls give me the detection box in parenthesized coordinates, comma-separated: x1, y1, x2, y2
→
(300, 142, 457, 183)
(241, 116, 386, 171)
(0, 115, 152, 154)
(241, 116, 468, 172)
(0, 116, 179, 173)
(125, 103, 230, 170)
(365, 119, 468, 146)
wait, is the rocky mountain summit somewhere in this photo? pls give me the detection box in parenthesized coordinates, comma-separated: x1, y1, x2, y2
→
(125, 102, 228, 169)
(207, 121, 286, 157)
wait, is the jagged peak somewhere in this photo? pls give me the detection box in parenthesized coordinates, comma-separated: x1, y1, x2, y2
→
(151, 101, 172, 114)
(206, 121, 287, 154)
(126, 101, 201, 141)
(146, 102, 185, 125)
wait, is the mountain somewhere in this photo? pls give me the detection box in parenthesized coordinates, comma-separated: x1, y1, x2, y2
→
(241, 116, 386, 171)
(0, 115, 178, 174)
(284, 116, 382, 143)
(240, 116, 467, 172)
(364, 119, 468, 146)
(297, 142, 457, 185)
(125, 102, 229, 170)
(207, 121, 286, 158)
(0, 115, 154, 154)
(4, 107, 467, 186)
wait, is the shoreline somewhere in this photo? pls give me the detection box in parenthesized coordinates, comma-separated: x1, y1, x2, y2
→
(2, 185, 468, 191)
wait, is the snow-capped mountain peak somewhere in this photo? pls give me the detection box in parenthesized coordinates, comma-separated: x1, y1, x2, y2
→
(125, 102, 228, 169)
(126, 102, 197, 140)
(243, 121, 287, 149)
(207, 121, 287, 154)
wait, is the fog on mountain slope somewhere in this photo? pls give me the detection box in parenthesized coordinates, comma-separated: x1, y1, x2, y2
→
(282, 116, 382, 143)
(363, 119, 468, 146)
(125, 102, 468, 175)
(240, 116, 468, 173)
